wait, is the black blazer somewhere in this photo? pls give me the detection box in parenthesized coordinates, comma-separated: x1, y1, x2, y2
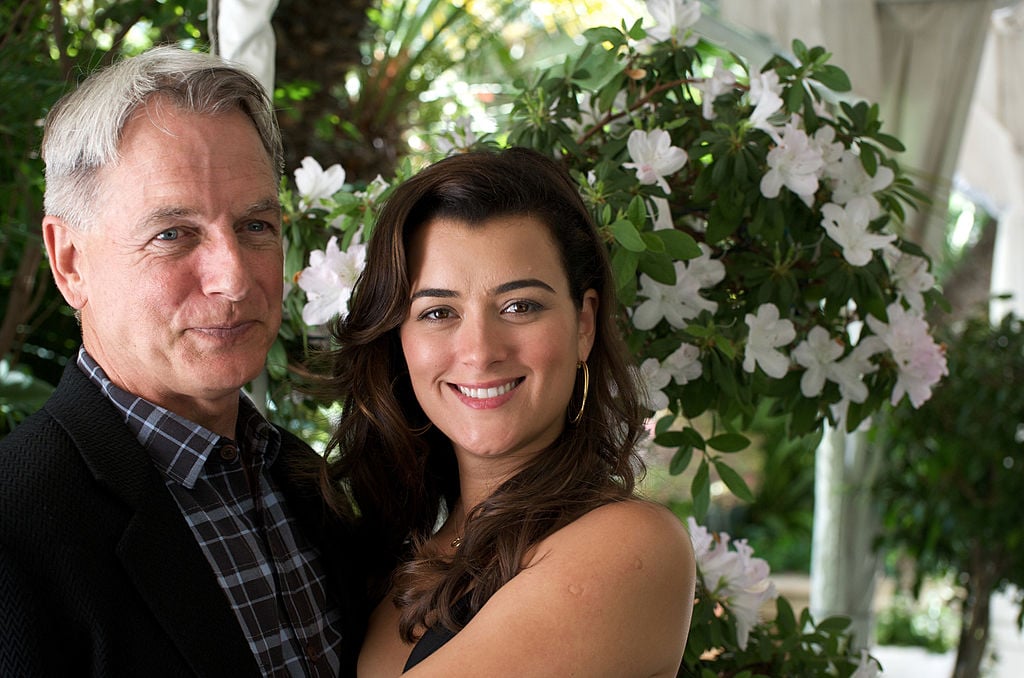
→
(0, 360, 366, 677)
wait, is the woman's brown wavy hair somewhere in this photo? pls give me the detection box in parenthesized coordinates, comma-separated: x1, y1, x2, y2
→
(317, 147, 648, 640)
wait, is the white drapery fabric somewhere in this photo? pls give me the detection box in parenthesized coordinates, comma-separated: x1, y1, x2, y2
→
(208, 0, 279, 96)
(957, 4, 1024, 319)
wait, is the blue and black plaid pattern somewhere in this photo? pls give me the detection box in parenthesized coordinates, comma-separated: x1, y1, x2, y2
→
(78, 348, 343, 676)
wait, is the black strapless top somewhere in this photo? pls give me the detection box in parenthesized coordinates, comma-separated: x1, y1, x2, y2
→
(403, 595, 473, 672)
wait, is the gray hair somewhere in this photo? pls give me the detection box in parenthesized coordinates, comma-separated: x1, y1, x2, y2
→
(42, 46, 284, 230)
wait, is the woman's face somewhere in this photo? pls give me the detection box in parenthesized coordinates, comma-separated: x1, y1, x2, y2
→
(400, 215, 597, 468)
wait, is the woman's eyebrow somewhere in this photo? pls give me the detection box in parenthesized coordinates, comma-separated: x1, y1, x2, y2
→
(410, 288, 458, 301)
(410, 279, 556, 301)
(493, 278, 556, 294)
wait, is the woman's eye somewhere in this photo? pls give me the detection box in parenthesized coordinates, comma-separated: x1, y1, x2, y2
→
(419, 308, 453, 321)
(503, 300, 540, 314)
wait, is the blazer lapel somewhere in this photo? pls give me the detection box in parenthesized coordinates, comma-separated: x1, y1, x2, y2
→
(47, 363, 259, 676)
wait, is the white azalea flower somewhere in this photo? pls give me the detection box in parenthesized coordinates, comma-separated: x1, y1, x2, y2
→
(632, 244, 724, 330)
(883, 246, 935, 313)
(759, 123, 824, 207)
(646, 0, 701, 46)
(827, 150, 894, 219)
(623, 128, 689, 194)
(829, 336, 885, 405)
(567, 90, 630, 137)
(820, 202, 897, 267)
(687, 518, 777, 650)
(812, 125, 845, 167)
(791, 326, 843, 398)
(747, 69, 783, 131)
(743, 303, 796, 378)
(436, 115, 478, 153)
(639, 357, 672, 411)
(866, 303, 948, 407)
(294, 156, 346, 210)
(650, 196, 674, 231)
(296, 234, 367, 326)
(356, 174, 389, 203)
(696, 59, 736, 120)
(665, 343, 703, 385)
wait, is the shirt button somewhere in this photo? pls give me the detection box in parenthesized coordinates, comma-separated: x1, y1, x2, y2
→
(219, 444, 238, 461)
(305, 640, 321, 661)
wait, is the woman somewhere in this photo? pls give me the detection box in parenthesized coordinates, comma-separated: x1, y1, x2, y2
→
(320, 147, 695, 677)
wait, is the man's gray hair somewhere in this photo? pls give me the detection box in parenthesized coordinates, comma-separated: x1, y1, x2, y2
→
(42, 46, 284, 230)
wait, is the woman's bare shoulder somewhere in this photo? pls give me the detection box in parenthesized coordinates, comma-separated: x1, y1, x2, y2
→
(522, 497, 696, 611)
(542, 498, 694, 563)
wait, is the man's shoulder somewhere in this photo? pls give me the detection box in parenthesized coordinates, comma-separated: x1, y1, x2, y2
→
(0, 398, 65, 459)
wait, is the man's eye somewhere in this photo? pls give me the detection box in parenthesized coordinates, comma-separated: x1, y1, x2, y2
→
(245, 221, 268, 233)
(155, 228, 179, 241)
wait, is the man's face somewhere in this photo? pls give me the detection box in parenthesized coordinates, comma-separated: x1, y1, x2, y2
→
(53, 100, 283, 427)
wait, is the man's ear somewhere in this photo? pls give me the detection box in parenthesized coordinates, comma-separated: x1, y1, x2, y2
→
(42, 216, 88, 310)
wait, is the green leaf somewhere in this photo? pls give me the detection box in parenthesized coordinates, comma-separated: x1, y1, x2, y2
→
(692, 460, 711, 520)
(654, 431, 687, 447)
(814, 64, 851, 92)
(638, 251, 677, 285)
(785, 82, 805, 113)
(609, 219, 647, 252)
(681, 381, 710, 419)
(859, 144, 879, 175)
(714, 459, 755, 502)
(626, 194, 648, 228)
(610, 247, 639, 297)
(654, 228, 702, 260)
(640, 231, 666, 254)
(681, 426, 706, 449)
(874, 131, 906, 152)
(669, 446, 694, 475)
(706, 432, 751, 452)
(791, 39, 809, 62)
(266, 339, 288, 380)
(583, 26, 625, 48)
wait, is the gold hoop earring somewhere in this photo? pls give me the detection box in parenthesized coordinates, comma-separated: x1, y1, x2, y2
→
(569, 360, 589, 425)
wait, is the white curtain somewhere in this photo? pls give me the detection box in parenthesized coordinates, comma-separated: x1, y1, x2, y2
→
(208, 0, 279, 96)
(957, 3, 1024, 320)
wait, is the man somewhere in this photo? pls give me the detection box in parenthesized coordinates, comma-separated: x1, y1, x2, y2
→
(0, 47, 364, 676)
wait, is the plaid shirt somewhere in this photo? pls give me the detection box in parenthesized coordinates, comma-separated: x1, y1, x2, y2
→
(78, 348, 343, 676)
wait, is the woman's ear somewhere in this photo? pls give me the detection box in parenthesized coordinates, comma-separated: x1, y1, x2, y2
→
(578, 289, 599, 362)
(42, 216, 88, 310)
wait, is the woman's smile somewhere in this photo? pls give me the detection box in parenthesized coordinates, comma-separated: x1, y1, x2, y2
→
(449, 378, 524, 407)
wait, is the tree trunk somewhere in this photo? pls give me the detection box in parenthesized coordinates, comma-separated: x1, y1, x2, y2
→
(0, 239, 44, 365)
(272, 0, 375, 177)
(952, 541, 999, 678)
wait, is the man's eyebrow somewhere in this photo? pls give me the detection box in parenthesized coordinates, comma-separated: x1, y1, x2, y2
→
(136, 198, 281, 230)
(245, 198, 282, 215)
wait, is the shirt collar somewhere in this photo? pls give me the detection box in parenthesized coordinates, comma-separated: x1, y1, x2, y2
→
(77, 347, 281, 488)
